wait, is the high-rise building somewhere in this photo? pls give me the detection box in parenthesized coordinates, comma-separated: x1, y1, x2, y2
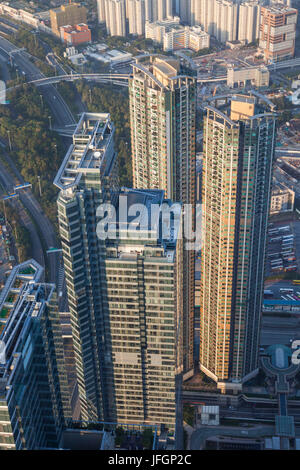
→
(104, 0, 126, 36)
(0, 260, 71, 449)
(191, 0, 238, 42)
(129, 56, 196, 372)
(128, 0, 146, 35)
(97, 0, 106, 22)
(54, 113, 183, 432)
(98, 188, 183, 432)
(50, 2, 87, 36)
(214, 0, 238, 43)
(54, 113, 119, 422)
(200, 93, 277, 392)
(259, 4, 298, 63)
(238, 1, 261, 44)
(147, 0, 173, 22)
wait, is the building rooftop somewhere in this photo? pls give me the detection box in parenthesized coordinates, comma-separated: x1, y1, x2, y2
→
(262, 4, 297, 15)
(132, 55, 194, 91)
(106, 188, 182, 263)
(0, 259, 43, 335)
(54, 113, 115, 191)
(0, 272, 55, 396)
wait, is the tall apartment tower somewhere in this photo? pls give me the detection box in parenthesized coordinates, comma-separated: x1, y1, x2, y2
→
(200, 93, 277, 392)
(259, 4, 298, 63)
(55, 113, 183, 432)
(128, 0, 146, 35)
(129, 56, 196, 372)
(238, 1, 261, 44)
(0, 260, 71, 449)
(191, 0, 238, 41)
(99, 188, 183, 432)
(97, 0, 106, 22)
(54, 113, 119, 421)
(105, 0, 126, 36)
(214, 0, 238, 43)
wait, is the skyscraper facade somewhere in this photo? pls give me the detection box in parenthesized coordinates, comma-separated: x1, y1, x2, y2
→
(238, 1, 261, 44)
(104, 0, 126, 36)
(129, 56, 196, 372)
(200, 93, 277, 392)
(55, 113, 183, 432)
(0, 260, 71, 449)
(128, 0, 146, 35)
(54, 113, 118, 422)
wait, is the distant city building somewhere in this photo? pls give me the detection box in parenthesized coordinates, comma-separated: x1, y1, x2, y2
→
(50, 3, 87, 36)
(259, 4, 298, 63)
(60, 23, 91, 46)
(129, 56, 196, 372)
(214, 0, 238, 43)
(191, 0, 238, 43)
(270, 181, 295, 215)
(227, 65, 270, 88)
(84, 46, 133, 65)
(163, 24, 210, 51)
(147, 0, 173, 22)
(145, 16, 181, 43)
(0, 260, 71, 449)
(238, 1, 261, 44)
(97, 0, 106, 22)
(200, 93, 277, 392)
(127, 0, 146, 35)
(104, 0, 126, 36)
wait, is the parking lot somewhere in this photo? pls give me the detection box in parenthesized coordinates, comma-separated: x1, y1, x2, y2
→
(266, 221, 297, 278)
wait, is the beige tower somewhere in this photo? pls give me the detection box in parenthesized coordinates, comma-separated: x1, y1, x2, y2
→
(129, 56, 196, 372)
(200, 93, 277, 392)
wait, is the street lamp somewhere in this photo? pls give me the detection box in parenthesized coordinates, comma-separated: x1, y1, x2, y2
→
(37, 175, 42, 197)
(48, 116, 52, 130)
(7, 130, 12, 151)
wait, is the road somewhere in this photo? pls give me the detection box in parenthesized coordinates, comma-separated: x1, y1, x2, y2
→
(0, 36, 78, 289)
(260, 315, 300, 346)
(0, 35, 75, 128)
(0, 158, 45, 275)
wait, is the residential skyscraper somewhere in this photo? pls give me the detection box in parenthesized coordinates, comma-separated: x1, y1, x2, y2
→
(238, 1, 261, 44)
(54, 113, 119, 422)
(104, 0, 126, 36)
(200, 93, 277, 392)
(97, 0, 106, 22)
(129, 56, 196, 372)
(128, 0, 146, 35)
(0, 260, 71, 449)
(55, 113, 183, 432)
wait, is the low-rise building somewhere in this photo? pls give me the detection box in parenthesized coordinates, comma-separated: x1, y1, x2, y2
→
(60, 23, 91, 46)
(270, 181, 295, 215)
(227, 66, 270, 88)
(146, 19, 210, 52)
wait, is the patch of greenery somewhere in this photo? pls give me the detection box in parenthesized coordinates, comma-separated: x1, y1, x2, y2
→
(4, 205, 31, 262)
(0, 84, 64, 227)
(141, 428, 154, 449)
(183, 404, 194, 427)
